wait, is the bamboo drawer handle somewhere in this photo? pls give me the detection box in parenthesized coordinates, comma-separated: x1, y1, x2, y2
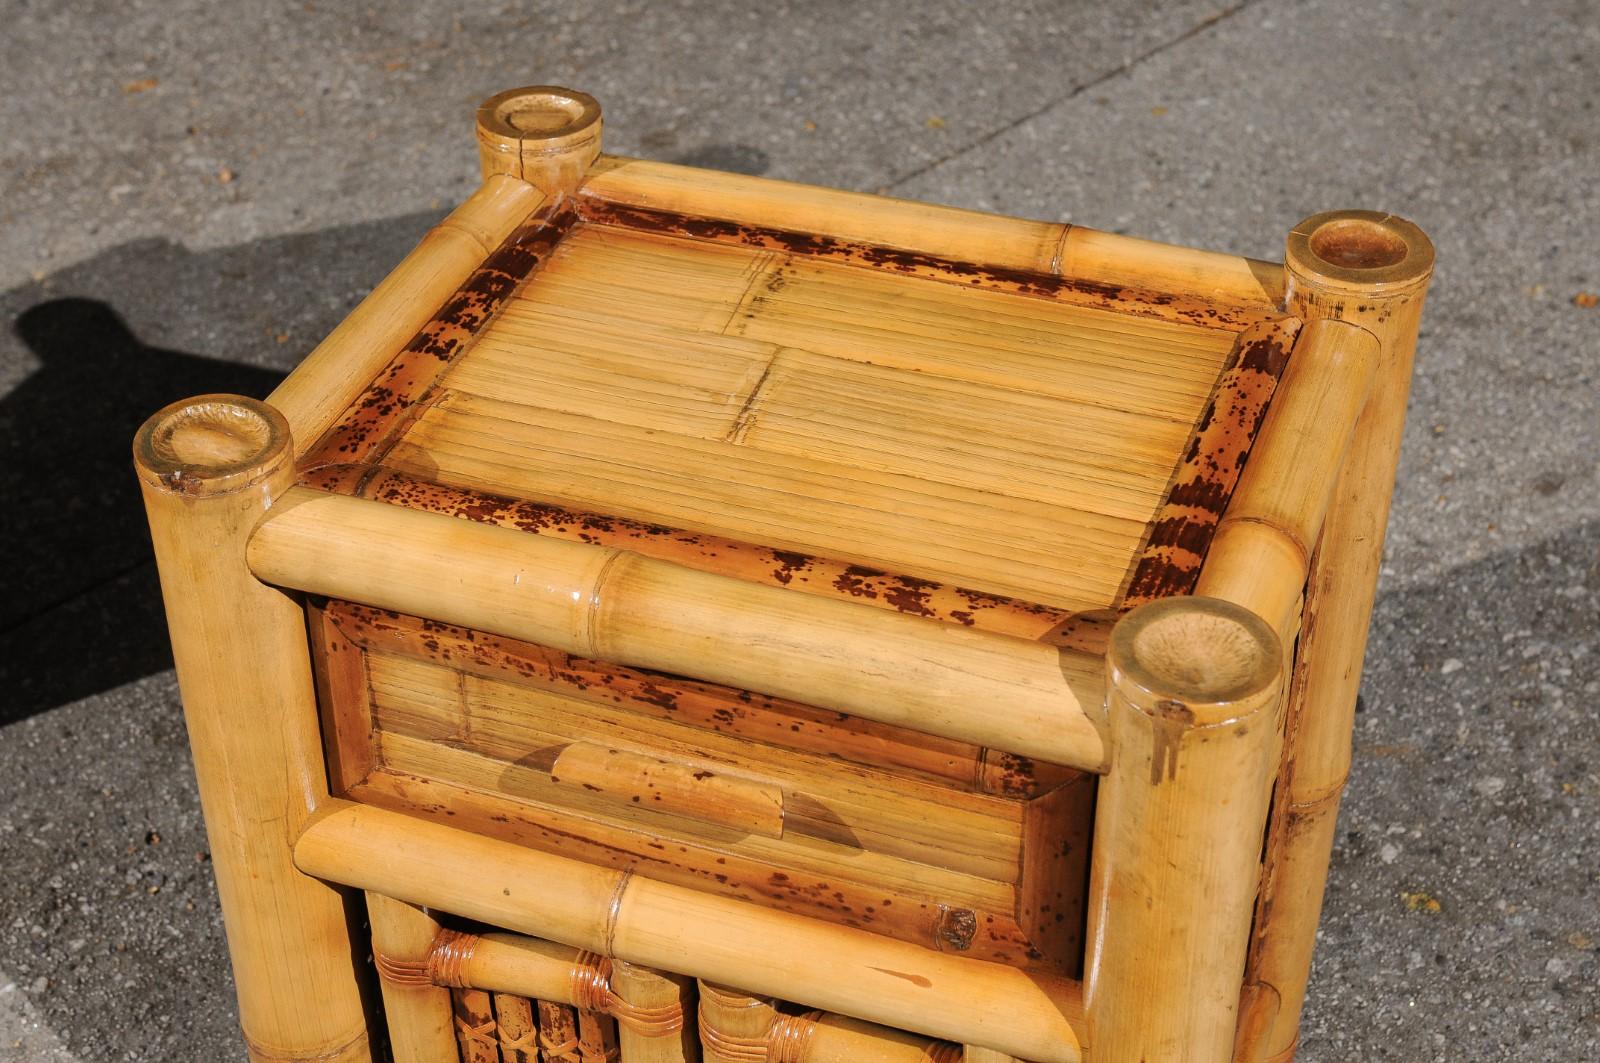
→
(549, 742, 785, 839)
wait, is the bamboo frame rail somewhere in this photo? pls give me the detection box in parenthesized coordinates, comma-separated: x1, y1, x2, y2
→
(294, 801, 1086, 1063)
(132, 397, 370, 1063)
(577, 156, 1284, 314)
(1083, 596, 1283, 1062)
(245, 487, 1109, 770)
(368, 919, 695, 1063)
(1195, 317, 1382, 635)
(1250, 211, 1435, 1060)
(696, 981, 964, 1063)
(268, 175, 545, 457)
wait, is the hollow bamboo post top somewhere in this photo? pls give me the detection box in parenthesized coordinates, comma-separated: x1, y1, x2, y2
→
(477, 85, 603, 191)
(1285, 210, 1434, 301)
(1107, 595, 1282, 729)
(133, 394, 292, 497)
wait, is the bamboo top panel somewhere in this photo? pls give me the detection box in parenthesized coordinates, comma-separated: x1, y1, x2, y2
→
(321, 211, 1253, 614)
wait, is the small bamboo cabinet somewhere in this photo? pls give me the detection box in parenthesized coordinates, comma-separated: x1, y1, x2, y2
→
(135, 87, 1432, 1063)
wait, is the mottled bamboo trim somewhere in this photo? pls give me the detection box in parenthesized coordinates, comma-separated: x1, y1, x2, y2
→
(578, 200, 1275, 330)
(299, 201, 579, 478)
(1121, 316, 1301, 604)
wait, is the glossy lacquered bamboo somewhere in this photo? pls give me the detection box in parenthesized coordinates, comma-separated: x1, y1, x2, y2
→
(550, 742, 786, 840)
(476, 86, 603, 193)
(579, 156, 1284, 313)
(1194, 317, 1381, 635)
(132, 396, 369, 1063)
(365, 893, 457, 1063)
(698, 981, 962, 1063)
(245, 487, 1109, 770)
(1083, 596, 1283, 1063)
(267, 175, 545, 457)
(1251, 211, 1435, 1059)
(294, 801, 1085, 1063)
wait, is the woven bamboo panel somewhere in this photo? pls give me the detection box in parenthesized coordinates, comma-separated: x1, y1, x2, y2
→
(373, 222, 1239, 613)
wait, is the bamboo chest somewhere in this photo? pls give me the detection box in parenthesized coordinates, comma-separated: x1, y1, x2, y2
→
(134, 86, 1433, 1063)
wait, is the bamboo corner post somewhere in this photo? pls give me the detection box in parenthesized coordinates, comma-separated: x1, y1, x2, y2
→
(477, 85, 603, 193)
(1251, 211, 1435, 1060)
(131, 395, 370, 1063)
(1083, 596, 1283, 1063)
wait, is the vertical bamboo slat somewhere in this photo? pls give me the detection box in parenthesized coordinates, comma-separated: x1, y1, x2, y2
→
(132, 395, 369, 1063)
(1251, 211, 1435, 1060)
(366, 893, 457, 1062)
(1083, 596, 1283, 1062)
(577, 1009, 621, 1062)
(493, 993, 539, 1063)
(540, 1001, 585, 1063)
(453, 988, 503, 1063)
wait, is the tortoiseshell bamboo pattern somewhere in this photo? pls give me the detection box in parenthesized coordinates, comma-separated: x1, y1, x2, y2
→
(135, 83, 1429, 1063)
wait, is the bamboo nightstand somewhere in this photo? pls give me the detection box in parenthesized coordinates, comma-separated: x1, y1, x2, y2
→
(134, 86, 1433, 1063)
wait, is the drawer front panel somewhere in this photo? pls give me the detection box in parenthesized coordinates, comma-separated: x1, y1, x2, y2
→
(312, 600, 1091, 969)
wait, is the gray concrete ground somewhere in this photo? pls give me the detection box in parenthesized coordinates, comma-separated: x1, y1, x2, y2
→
(1, 1, 1595, 1059)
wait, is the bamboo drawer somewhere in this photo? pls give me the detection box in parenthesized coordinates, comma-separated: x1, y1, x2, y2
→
(311, 598, 1093, 969)
(134, 85, 1434, 1063)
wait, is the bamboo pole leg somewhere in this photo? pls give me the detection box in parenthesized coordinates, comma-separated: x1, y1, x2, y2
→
(367, 893, 457, 1062)
(477, 85, 603, 193)
(1250, 211, 1435, 1060)
(1082, 596, 1284, 1063)
(132, 395, 370, 1063)
(611, 961, 700, 1063)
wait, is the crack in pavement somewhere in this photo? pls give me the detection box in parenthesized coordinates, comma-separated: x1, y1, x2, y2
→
(884, 0, 1260, 192)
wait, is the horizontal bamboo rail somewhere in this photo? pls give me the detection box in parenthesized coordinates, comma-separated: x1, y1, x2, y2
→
(246, 488, 1109, 769)
(268, 175, 546, 457)
(1194, 317, 1381, 635)
(696, 980, 962, 1063)
(296, 801, 1086, 1063)
(579, 155, 1284, 311)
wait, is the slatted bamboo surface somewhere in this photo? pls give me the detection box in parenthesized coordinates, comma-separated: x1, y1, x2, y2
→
(366, 221, 1241, 614)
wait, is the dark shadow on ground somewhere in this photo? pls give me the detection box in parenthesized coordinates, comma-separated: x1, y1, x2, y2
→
(0, 213, 441, 722)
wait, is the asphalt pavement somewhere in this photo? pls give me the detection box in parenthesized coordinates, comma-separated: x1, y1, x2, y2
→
(1, 2, 1595, 1059)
